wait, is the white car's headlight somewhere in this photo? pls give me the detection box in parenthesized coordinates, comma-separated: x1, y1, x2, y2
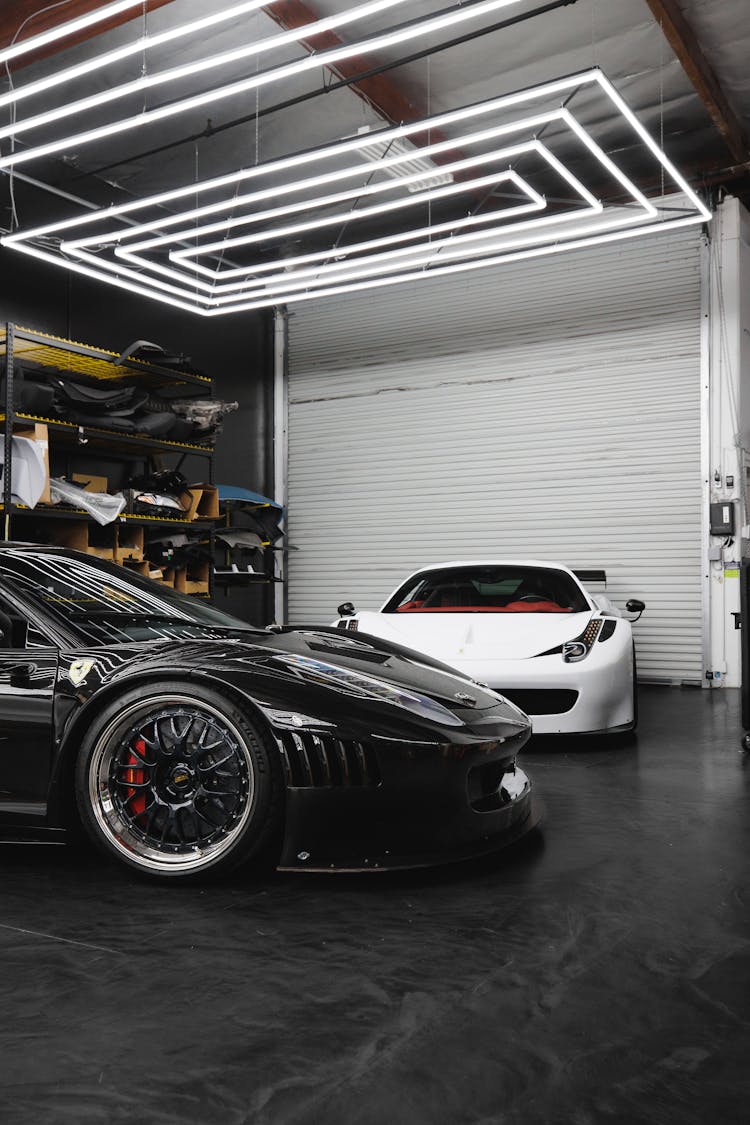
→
(563, 619, 603, 663)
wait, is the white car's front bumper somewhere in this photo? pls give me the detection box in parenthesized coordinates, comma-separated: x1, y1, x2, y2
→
(451, 640, 634, 735)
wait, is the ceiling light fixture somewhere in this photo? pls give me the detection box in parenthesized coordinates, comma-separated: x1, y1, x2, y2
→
(2, 73, 612, 248)
(64, 125, 604, 302)
(0, 0, 144, 67)
(0, 0, 294, 115)
(1, 70, 711, 315)
(121, 193, 544, 297)
(69, 165, 549, 306)
(0, 0, 409, 144)
(63, 118, 639, 305)
(169, 154, 550, 261)
(62, 111, 571, 255)
(167, 107, 646, 270)
(0, 0, 525, 170)
(9, 213, 704, 319)
(200, 215, 710, 315)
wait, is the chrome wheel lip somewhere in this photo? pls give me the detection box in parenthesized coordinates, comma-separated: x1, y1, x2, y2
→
(89, 694, 256, 873)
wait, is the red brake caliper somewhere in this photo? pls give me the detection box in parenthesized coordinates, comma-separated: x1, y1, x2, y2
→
(125, 738, 147, 818)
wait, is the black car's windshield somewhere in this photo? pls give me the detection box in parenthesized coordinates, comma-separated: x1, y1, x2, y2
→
(383, 565, 590, 614)
(0, 550, 262, 645)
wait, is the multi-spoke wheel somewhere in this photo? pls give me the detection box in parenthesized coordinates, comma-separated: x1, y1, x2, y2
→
(75, 683, 283, 877)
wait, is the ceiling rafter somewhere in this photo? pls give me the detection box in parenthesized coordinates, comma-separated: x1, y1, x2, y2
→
(0, 0, 178, 72)
(644, 0, 749, 165)
(261, 0, 479, 185)
(262, 0, 423, 124)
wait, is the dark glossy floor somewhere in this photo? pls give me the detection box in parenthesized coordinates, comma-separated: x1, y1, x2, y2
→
(1, 686, 749, 1125)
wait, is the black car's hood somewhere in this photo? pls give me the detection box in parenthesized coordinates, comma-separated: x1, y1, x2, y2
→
(255, 626, 506, 710)
(57, 625, 528, 742)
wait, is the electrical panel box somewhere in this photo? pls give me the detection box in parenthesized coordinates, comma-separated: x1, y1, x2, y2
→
(710, 502, 736, 537)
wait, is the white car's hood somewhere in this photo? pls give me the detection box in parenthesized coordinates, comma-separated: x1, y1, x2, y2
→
(355, 610, 592, 661)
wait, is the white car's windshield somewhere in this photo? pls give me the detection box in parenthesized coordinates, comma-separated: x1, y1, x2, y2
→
(383, 565, 589, 614)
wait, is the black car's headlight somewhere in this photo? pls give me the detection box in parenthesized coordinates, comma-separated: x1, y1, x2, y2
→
(562, 619, 603, 663)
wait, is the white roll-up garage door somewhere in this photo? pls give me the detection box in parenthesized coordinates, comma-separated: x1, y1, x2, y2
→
(286, 229, 704, 683)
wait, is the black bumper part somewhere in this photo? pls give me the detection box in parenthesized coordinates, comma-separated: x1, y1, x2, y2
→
(277, 735, 539, 872)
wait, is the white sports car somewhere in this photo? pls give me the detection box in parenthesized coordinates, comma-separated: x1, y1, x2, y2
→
(333, 561, 645, 735)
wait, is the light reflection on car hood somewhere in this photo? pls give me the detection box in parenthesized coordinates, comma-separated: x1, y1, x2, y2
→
(355, 610, 594, 660)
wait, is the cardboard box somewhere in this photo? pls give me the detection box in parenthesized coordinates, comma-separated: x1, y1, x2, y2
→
(72, 472, 108, 494)
(47, 520, 116, 561)
(49, 521, 88, 552)
(123, 559, 150, 578)
(175, 561, 210, 595)
(86, 523, 116, 560)
(14, 422, 51, 505)
(115, 524, 144, 563)
(180, 484, 219, 521)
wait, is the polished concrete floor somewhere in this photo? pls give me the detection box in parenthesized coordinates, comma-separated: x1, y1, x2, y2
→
(1, 686, 748, 1125)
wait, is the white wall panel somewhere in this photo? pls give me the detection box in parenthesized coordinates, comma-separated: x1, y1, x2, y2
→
(287, 229, 703, 682)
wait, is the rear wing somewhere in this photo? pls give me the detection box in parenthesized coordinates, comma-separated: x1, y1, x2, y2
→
(573, 569, 607, 588)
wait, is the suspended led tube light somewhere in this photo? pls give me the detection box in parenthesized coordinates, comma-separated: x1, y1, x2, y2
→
(70, 164, 550, 306)
(168, 114, 623, 274)
(9, 241, 208, 314)
(202, 215, 711, 315)
(169, 160, 545, 262)
(0, 0, 525, 169)
(2, 70, 711, 316)
(63, 107, 608, 303)
(207, 208, 625, 303)
(0, 0, 296, 115)
(117, 170, 546, 290)
(0, 0, 411, 143)
(1, 71, 622, 248)
(65, 111, 569, 256)
(12, 212, 704, 320)
(0, 0, 144, 67)
(72, 127, 604, 301)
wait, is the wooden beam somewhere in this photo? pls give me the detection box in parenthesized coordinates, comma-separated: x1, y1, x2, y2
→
(0, 0, 178, 71)
(263, 0, 422, 125)
(643, 0, 749, 164)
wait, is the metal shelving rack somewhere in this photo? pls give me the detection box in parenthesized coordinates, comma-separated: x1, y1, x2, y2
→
(1, 323, 218, 597)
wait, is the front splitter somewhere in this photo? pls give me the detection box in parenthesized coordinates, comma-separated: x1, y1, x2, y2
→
(277, 796, 543, 873)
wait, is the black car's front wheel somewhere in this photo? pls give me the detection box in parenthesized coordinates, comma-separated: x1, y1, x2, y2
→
(74, 682, 282, 878)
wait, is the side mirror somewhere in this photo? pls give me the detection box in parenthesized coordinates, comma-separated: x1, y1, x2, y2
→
(626, 599, 646, 621)
(337, 602, 356, 617)
(10, 663, 33, 689)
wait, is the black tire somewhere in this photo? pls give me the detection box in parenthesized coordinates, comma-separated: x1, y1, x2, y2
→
(631, 644, 638, 733)
(74, 681, 283, 879)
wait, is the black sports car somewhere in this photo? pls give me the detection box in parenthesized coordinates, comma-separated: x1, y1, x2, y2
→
(0, 544, 539, 878)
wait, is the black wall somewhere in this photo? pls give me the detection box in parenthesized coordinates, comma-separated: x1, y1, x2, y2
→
(0, 243, 277, 624)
